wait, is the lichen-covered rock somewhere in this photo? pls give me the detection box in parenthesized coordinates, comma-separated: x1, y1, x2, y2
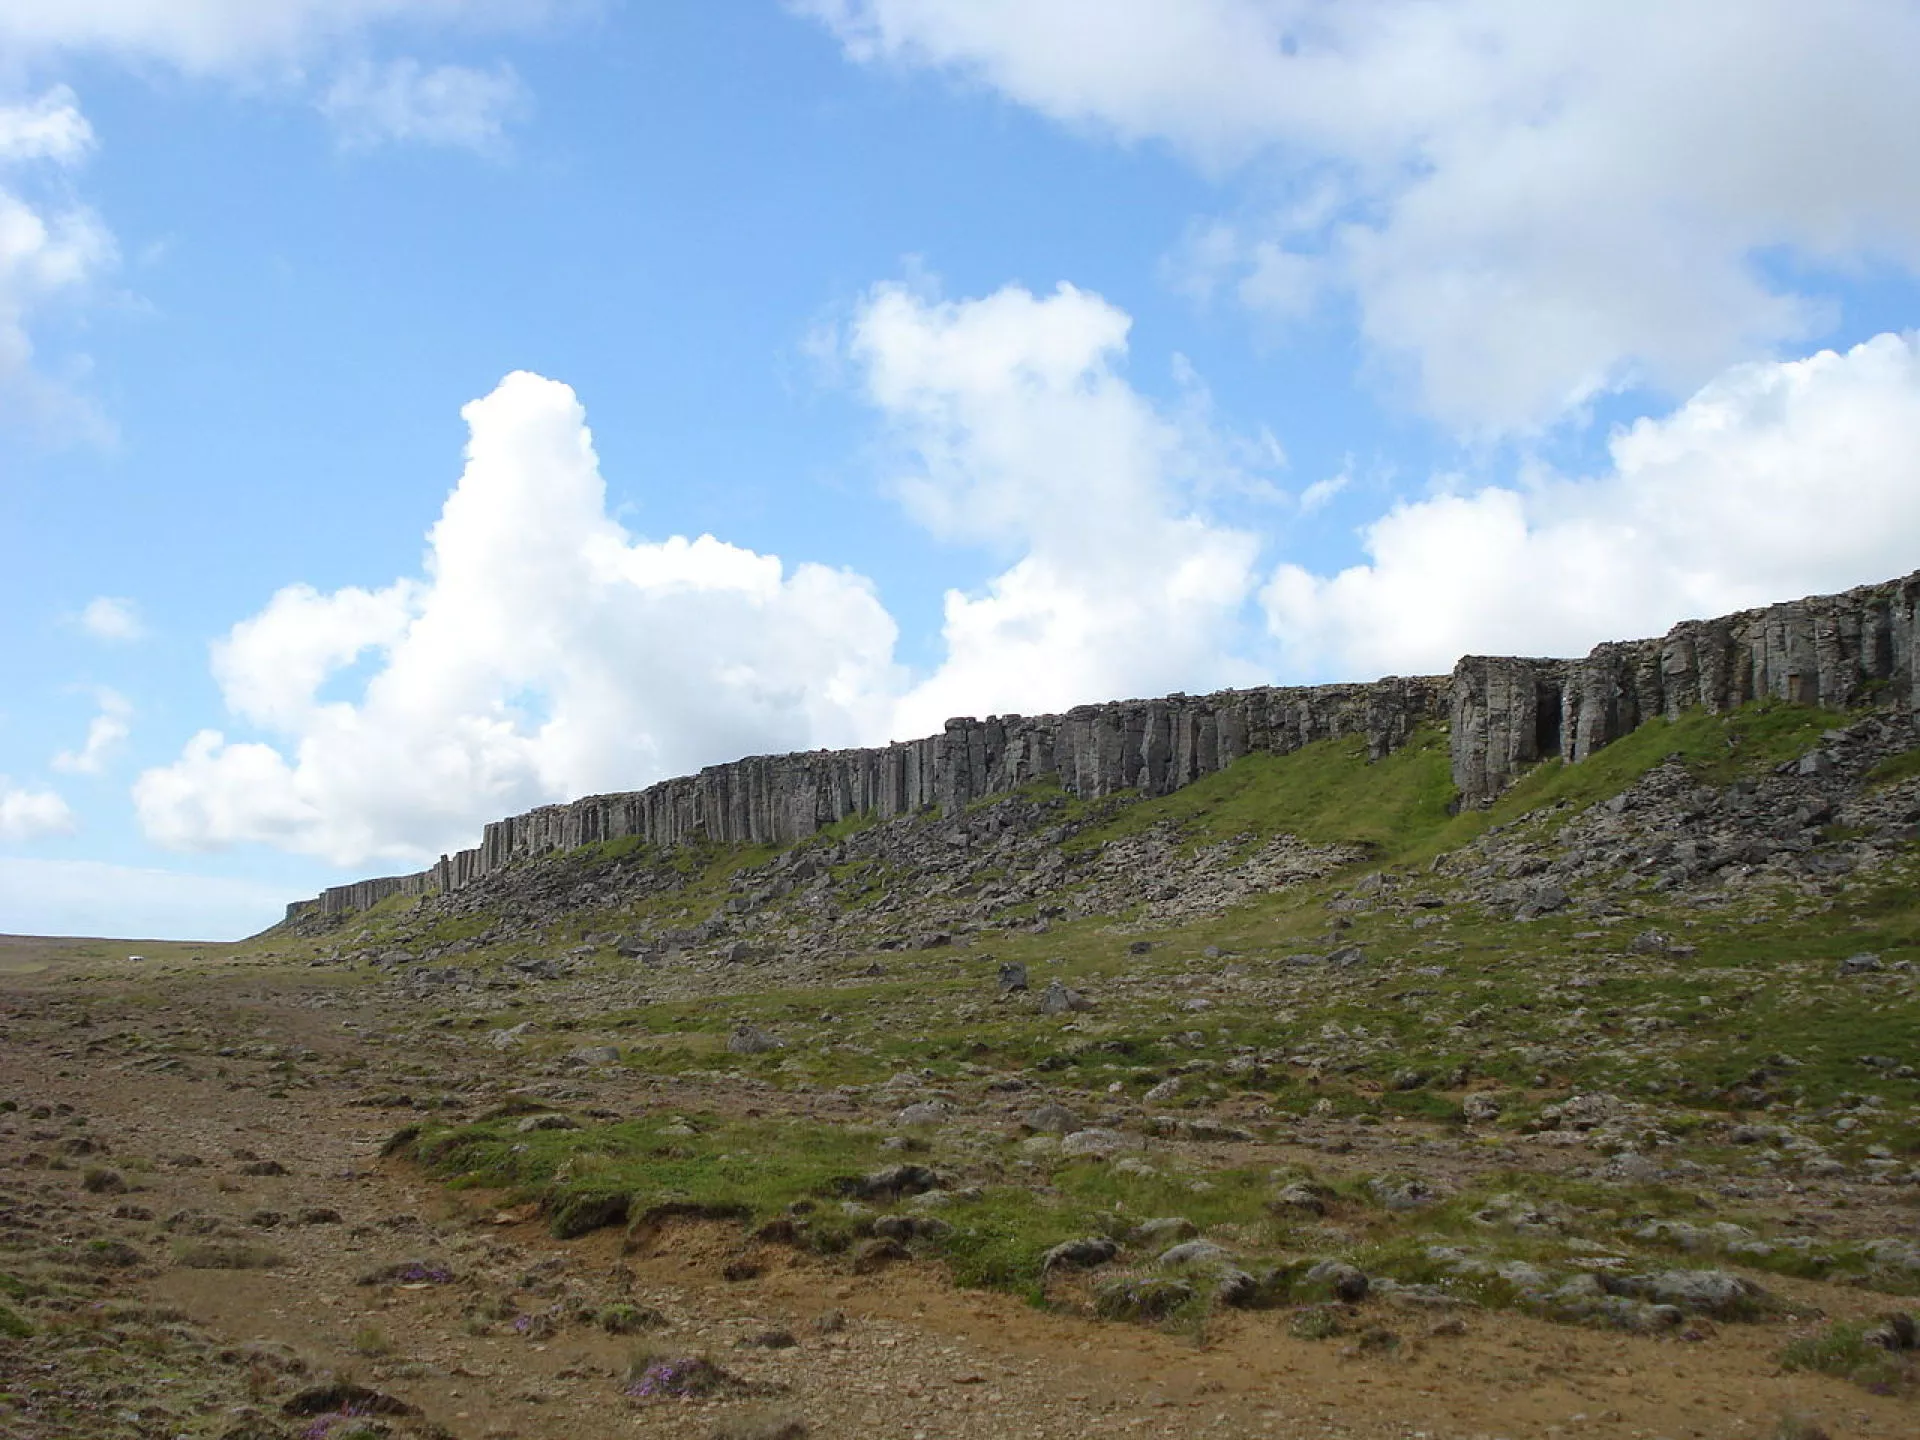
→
(1022, 1102, 1079, 1134)
(1158, 1240, 1234, 1269)
(1059, 1128, 1134, 1159)
(1606, 1268, 1772, 1319)
(1130, 1217, 1199, 1247)
(849, 1164, 943, 1202)
(1304, 1260, 1371, 1302)
(1037, 979, 1093, 1015)
(726, 1024, 782, 1055)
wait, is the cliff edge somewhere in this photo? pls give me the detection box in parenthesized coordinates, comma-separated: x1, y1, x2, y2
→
(290, 569, 1920, 923)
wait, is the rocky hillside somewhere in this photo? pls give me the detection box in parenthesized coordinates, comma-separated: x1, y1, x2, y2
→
(290, 569, 1920, 922)
(292, 686, 1920, 1014)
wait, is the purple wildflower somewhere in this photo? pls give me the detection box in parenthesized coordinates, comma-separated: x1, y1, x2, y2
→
(622, 1356, 726, 1401)
(298, 1404, 373, 1440)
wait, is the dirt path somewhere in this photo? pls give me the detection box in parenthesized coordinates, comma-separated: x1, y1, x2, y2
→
(2, 957, 1914, 1440)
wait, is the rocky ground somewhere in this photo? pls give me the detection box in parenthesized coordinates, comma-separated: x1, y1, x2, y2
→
(5, 704, 1920, 1439)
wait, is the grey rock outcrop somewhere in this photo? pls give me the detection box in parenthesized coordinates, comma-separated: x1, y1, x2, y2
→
(1451, 571, 1920, 804)
(292, 676, 1447, 920)
(290, 570, 1919, 921)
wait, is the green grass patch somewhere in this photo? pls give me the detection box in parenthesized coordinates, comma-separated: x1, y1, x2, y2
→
(1869, 748, 1920, 788)
(805, 808, 886, 845)
(1061, 702, 1854, 873)
(927, 1188, 1078, 1296)
(1782, 1321, 1915, 1394)
(1068, 725, 1459, 862)
(572, 834, 657, 867)
(399, 1111, 892, 1239)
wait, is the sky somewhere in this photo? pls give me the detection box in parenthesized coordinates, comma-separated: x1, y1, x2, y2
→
(4, 2, 1920, 941)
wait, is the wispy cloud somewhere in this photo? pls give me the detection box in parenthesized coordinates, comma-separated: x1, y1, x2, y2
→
(53, 690, 132, 775)
(0, 88, 114, 441)
(77, 595, 145, 642)
(320, 57, 530, 152)
(1296, 470, 1348, 515)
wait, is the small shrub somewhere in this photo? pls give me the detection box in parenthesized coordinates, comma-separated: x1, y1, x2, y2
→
(623, 1353, 745, 1401)
(466, 1291, 519, 1324)
(1346, 1325, 1401, 1355)
(1092, 1276, 1196, 1324)
(0, 1302, 32, 1339)
(511, 1306, 564, 1340)
(355, 1260, 453, 1286)
(81, 1239, 143, 1268)
(378, 1124, 422, 1158)
(1288, 1305, 1345, 1340)
(600, 1302, 667, 1335)
(549, 1189, 630, 1239)
(1867, 749, 1920, 787)
(80, 1166, 126, 1194)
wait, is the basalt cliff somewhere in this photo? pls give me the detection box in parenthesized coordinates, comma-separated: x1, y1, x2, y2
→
(290, 570, 1920, 922)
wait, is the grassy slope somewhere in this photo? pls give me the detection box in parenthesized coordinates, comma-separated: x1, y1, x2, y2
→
(1065, 702, 1853, 867)
(1066, 724, 1460, 861)
(373, 701, 1920, 1320)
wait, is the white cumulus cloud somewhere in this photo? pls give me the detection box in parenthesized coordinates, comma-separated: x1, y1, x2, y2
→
(320, 57, 529, 151)
(0, 782, 76, 843)
(1265, 331, 1920, 677)
(53, 689, 132, 775)
(134, 371, 903, 866)
(135, 279, 1284, 865)
(802, 0, 1920, 432)
(846, 279, 1265, 734)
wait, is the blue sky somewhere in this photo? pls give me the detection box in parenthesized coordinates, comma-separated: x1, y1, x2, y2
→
(4, 1, 1920, 940)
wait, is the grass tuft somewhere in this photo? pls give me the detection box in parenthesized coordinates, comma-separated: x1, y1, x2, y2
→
(1781, 1321, 1915, 1394)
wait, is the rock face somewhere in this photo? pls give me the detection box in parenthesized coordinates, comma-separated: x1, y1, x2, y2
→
(291, 571, 1920, 921)
(292, 676, 1447, 920)
(1451, 571, 1920, 805)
